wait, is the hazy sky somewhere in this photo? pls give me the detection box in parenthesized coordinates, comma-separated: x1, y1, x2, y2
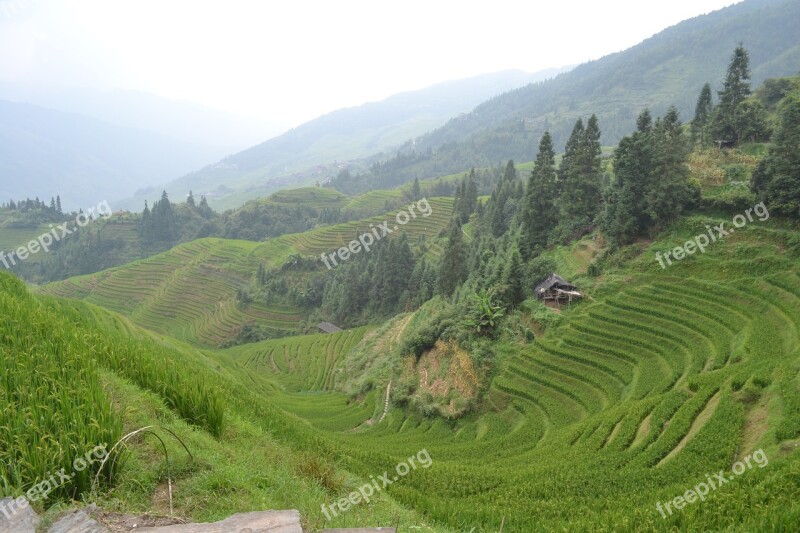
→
(0, 0, 741, 126)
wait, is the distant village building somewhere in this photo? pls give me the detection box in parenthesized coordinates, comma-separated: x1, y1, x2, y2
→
(317, 321, 343, 334)
(535, 273, 583, 305)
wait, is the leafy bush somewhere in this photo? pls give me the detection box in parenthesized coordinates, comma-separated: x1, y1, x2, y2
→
(700, 185, 757, 212)
(463, 290, 505, 338)
(399, 298, 459, 358)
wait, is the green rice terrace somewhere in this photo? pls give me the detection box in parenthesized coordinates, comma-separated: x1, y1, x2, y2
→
(213, 219, 800, 531)
(35, 197, 454, 345)
(3, 206, 799, 531)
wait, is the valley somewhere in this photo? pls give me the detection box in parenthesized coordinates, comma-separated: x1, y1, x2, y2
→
(2, 2, 800, 531)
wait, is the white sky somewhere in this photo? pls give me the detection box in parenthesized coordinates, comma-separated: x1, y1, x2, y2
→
(0, 0, 741, 127)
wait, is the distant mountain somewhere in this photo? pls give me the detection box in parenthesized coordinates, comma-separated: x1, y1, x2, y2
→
(0, 84, 287, 152)
(337, 0, 800, 192)
(122, 68, 568, 211)
(0, 100, 221, 210)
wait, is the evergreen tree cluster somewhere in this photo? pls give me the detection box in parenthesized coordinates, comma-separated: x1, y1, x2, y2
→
(601, 108, 700, 245)
(752, 92, 800, 218)
(557, 116, 604, 233)
(140, 191, 179, 243)
(434, 105, 700, 308)
(320, 234, 436, 325)
(2, 195, 64, 226)
(692, 45, 770, 147)
(452, 171, 479, 224)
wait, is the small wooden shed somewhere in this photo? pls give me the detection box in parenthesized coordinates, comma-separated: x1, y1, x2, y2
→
(535, 273, 582, 304)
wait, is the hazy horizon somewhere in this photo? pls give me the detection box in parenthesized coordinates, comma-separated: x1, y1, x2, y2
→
(1, 0, 741, 128)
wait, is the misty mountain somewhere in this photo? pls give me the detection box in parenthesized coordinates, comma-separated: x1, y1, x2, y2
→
(344, 0, 800, 191)
(0, 84, 287, 151)
(123, 68, 567, 210)
(0, 100, 221, 210)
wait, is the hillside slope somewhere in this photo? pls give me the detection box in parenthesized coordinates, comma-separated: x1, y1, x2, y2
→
(7, 202, 800, 532)
(37, 198, 454, 345)
(218, 214, 800, 531)
(341, 0, 800, 191)
(123, 69, 564, 210)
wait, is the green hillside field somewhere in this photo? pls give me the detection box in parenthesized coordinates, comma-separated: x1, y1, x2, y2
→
(2, 208, 799, 531)
(36, 197, 454, 345)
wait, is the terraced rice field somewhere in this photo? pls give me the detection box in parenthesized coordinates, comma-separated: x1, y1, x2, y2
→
(97, 219, 141, 244)
(0, 224, 54, 264)
(37, 238, 303, 345)
(224, 327, 375, 431)
(36, 200, 453, 346)
(267, 187, 349, 210)
(232, 255, 800, 530)
(342, 189, 406, 217)
(285, 197, 453, 256)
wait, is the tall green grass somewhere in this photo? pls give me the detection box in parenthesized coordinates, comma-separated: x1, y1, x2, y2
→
(0, 273, 121, 499)
(1, 269, 225, 508)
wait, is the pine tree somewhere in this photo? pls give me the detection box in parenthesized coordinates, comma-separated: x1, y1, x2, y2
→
(55, 195, 62, 215)
(691, 83, 713, 146)
(736, 100, 770, 143)
(713, 45, 752, 144)
(140, 201, 152, 241)
(502, 159, 517, 183)
(520, 131, 558, 258)
(198, 195, 214, 219)
(437, 222, 468, 297)
(602, 133, 646, 245)
(412, 178, 421, 199)
(499, 247, 525, 307)
(187, 190, 196, 207)
(646, 107, 698, 229)
(560, 119, 585, 185)
(487, 161, 518, 236)
(752, 94, 800, 218)
(158, 190, 178, 241)
(637, 108, 653, 133)
(558, 116, 603, 231)
(456, 181, 468, 222)
(465, 170, 478, 215)
(602, 108, 697, 243)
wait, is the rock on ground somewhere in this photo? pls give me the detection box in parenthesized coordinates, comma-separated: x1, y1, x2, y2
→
(0, 497, 40, 533)
(48, 504, 107, 533)
(133, 510, 302, 532)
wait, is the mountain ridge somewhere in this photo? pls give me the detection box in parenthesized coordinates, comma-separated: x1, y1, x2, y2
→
(121, 68, 567, 210)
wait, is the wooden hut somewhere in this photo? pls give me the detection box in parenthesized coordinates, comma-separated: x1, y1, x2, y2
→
(534, 273, 582, 304)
